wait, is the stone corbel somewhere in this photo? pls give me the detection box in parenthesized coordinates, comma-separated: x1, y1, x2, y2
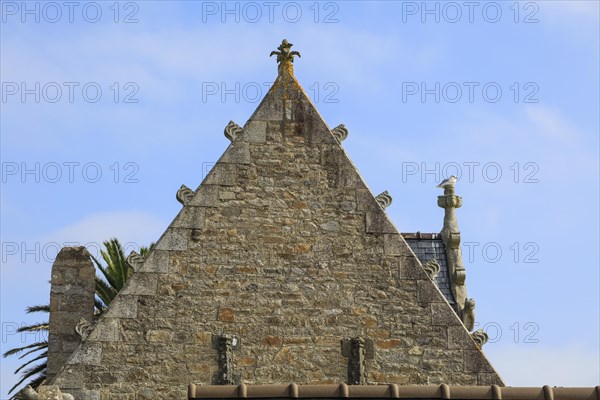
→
(176, 184, 195, 206)
(126, 251, 144, 271)
(375, 191, 392, 210)
(453, 268, 466, 286)
(341, 337, 374, 385)
(74, 318, 93, 341)
(224, 121, 243, 142)
(331, 124, 348, 143)
(423, 258, 441, 280)
(447, 232, 461, 249)
(471, 328, 488, 348)
(212, 334, 240, 385)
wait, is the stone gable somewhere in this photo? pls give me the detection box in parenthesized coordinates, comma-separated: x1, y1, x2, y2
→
(51, 50, 502, 400)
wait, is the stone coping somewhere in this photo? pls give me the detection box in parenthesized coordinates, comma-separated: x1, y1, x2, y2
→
(189, 383, 600, 400)
(401, 232, 440, 240)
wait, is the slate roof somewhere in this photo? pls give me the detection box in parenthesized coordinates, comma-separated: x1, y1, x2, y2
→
(402, 233, 456, 308)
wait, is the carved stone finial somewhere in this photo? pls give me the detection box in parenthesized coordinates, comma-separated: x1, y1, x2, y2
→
(270, 39, 301, 64)
(461, 298, 476, 331)
(126, 250, 144, 271)
(375, 191, 392, 209)
(176, 184, 195, 206)
(331, 124, 348, 143)
(423, 258, 441, 280)
(437, 176, 467, 316)
(224, 120, 243, 142)
(471, 328, 488, 348)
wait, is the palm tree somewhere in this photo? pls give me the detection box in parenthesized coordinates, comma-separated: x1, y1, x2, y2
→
(93, 238, 154, 312)
(2, 305, 49, 395)
(3, 239, 154, 398)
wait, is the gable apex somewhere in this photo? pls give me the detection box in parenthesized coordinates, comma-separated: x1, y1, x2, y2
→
(48, 40, 503, 399)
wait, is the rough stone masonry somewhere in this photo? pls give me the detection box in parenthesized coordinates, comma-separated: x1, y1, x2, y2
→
(48, 40, 503, 400)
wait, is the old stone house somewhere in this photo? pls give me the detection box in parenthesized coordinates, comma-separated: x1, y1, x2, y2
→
(32, 41, 597, 400)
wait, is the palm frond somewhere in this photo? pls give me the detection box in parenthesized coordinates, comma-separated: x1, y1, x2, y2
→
(92, 254, 120, 291)
(95, 276, 117, 307)
(27, 374, 46, 389)
(16, 322, 48, 333)
(7, 363, 46, 394)
(94, 298, 107, 314)
(25, 305, 50, 314)
(109, 238, 130, 289)
(15, 352, 47, 373)
(17, 343, 47, 360)
(139, 242, 156, 258)
(3, 341, 47, 358)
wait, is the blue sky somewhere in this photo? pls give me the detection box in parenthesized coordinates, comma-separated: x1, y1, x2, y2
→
(1, 0, 599, 394)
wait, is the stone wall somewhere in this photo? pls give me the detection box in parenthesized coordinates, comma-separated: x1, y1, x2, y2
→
(52, 68, 502, 400)
(47, 247, 95, 383)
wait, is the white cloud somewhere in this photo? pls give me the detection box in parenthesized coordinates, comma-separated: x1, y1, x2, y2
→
(443, 105, 598, 181)
(524, 105, 583, 142)
(40, 210, 165, 254)
(542, 1, 600, 23)
(1, 210, 166, 284)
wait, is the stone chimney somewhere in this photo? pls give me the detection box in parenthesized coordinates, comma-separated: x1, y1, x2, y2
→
(437, 180, 468, 316)
(47, 246, 95, 383)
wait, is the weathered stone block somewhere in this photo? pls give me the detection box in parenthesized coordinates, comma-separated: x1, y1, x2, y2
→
(70, 342, 102, 366)
(87, 318, 119, 342)
(120, 273, 158, 296)
(464, 350, 495, 373)
(138, 250, 169, 274)
(55, 365, 83, 389)
(38, 385, 63, 400)
(338, 165, 362, 188)
(107, 393, 135, 400)
(242, 120, 267, 142)
(248, 96, 284, 121)
(417, 280, 441, 304)
(171, 207, 205, 229)
(204, 164, 238, 186)
(64, 389, 100, 400)
(220, 142, 251, 164)
(431, 302, 461, 326)
(156, 228, 188, 251)
(190, 185, 219, 206)
(146, 330, 174, 342)
(478, 372, 504, 385)
(384, 234, 406, 256)
(447, 325, 473, 350)
(105, 296, 138, 319)
(218, 307, 235, 322)
(398, 256, 428, 280)
(366, 211, 396, 234)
